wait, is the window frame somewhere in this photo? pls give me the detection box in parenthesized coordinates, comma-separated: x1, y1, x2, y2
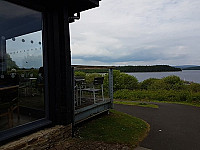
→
(0, 1, 73, 143)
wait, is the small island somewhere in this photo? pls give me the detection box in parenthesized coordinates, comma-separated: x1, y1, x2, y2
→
(115, 65, 182, 72)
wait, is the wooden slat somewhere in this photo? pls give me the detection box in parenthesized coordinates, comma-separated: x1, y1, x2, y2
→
(0, 85, 19, 91)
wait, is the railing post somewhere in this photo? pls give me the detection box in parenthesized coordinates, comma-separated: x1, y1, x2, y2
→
(71, 67, 75, 137)
(109, 68, 114, 108)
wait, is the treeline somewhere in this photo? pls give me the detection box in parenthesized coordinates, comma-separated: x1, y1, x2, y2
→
(76, 65, 181, 73)
(75, 69, 108, 73)
(115, 65, 181, 72)
(183, 66, 200, 70)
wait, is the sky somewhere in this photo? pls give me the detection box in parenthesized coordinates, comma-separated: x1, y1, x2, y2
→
(70, 0, 200, 66)
(6, 31, 43, 68)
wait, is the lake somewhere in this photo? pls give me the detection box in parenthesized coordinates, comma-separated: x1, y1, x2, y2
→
(127, 70, 200, 83)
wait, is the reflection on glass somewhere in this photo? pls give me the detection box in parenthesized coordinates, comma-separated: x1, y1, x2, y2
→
(0, 1, 44, 131)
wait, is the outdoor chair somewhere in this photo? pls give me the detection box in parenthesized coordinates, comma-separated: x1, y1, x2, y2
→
(82, 77, 104, 104)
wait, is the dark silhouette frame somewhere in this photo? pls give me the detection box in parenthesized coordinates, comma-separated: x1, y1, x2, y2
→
(0, 0, 101, 143)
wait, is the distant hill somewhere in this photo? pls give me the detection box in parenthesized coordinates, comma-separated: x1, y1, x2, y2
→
(76, 65, 182, 73)
(174, 65, 198, 69)
(183, 66, 200, 70)
(116, 65, 182, 72)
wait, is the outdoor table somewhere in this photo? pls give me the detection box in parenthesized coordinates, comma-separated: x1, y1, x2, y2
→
(75, 79, 85, 106)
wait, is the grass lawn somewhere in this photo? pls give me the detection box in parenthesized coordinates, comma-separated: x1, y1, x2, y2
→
(148, 100, 200, 107)
(77, 109, 150, 148)
(114, 100, 159, 108)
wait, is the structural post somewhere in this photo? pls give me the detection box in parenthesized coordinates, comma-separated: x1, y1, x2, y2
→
(43, 6, 73, 125)
(71, 67, 75, 137)
(0, 36, 6, 75)
(109, 68, 114, 108)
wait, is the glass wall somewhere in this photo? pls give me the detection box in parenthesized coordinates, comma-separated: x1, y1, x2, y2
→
(0, 1, 44, 131)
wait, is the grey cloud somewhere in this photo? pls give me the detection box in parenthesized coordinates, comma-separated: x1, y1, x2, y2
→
(70, 0, 200, 66)
(72, 47, 187, 64)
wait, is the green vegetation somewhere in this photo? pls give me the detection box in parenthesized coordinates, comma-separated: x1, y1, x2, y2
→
(74, 71, 86, 78)
(7, 68, 39, 78)
(6, 54, 19, 70)
(146, 100, 200, 107)
(75, 71, 102, 85)
(114, 89, 196, 102)
(104, 70, 138, 91)
(75, 70, 200, 105)
(76, 69, 108, 73)
(77, 110, 149, 148)
(114, 101, 159, 108)
(113, 75, 200, 105)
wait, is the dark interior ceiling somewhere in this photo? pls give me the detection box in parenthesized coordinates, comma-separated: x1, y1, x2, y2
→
(0, 1, 41, 40)
(0, 0, 100, 39)
(6, 0, 101, 14)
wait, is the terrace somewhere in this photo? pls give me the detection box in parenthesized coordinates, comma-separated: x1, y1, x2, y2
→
(0, 66, 113, 132)
(72, 66, 114, 124)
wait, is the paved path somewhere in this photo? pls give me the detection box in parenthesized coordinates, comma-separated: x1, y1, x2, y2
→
(114, 102, 200, 150)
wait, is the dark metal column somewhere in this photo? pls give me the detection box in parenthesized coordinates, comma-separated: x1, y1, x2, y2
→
(43, 6, 72, 125)
(0, 36, 6, 75)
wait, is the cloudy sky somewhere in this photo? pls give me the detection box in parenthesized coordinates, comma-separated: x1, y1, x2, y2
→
(70, 0, 200, 66)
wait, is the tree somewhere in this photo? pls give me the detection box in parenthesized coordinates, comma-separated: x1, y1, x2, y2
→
(6, 54, 19, 70)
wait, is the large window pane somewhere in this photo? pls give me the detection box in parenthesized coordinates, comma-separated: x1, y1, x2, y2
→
(0, 1, 44, 131)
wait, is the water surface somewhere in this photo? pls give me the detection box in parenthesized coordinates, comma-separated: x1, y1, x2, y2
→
(127, 70, 200, 83)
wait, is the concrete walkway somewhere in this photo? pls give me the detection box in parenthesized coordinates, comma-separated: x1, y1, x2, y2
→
(115, 102, 200, 150)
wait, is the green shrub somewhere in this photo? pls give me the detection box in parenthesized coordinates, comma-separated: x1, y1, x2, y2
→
(162, 75, 182, 85)
(188, 83, 200, 93)
(140, 78, 159, 90)
(103, 70, 138, 95)
(114, 89, 197, 103)
(161, 75, 184, 90)
(148, 80, 167, 90)
(112, 70, 138, 91)
(191, 92, 200, 103)
(74, 71, 86, 78)
(145, 76, 185, 91)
